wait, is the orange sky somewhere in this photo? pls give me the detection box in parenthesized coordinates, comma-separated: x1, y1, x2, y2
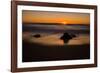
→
(22, 10, 90, 25)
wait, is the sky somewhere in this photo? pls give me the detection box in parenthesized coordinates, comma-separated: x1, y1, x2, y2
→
(22, 10, 90, 25)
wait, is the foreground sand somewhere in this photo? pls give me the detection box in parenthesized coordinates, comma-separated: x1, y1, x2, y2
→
(22, 40, 90, 62)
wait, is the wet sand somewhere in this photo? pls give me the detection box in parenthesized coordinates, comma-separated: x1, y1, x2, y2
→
(23, 33, 90, 46)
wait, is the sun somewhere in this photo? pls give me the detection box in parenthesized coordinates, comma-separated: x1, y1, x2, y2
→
(62, 21, 67, 25)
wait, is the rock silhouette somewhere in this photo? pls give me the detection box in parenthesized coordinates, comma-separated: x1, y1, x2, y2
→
(60, 32, 76, 43)
(33, 34, 41, 38)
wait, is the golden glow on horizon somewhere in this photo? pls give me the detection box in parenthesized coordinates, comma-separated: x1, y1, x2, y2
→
(62, 21, 67, 25)
(22, 10, 90, 25)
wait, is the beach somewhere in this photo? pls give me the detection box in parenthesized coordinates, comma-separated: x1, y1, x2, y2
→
(22, 23, 90, 62)
(22, 33, 90, 62)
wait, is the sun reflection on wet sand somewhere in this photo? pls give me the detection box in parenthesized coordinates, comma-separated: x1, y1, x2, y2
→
(23, 32, 89, 46)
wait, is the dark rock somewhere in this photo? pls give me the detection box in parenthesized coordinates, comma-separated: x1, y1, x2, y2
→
(60, 32, 76, 43)
(33, 34, 41, 38)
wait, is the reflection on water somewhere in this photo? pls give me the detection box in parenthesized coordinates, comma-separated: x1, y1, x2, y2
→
(23, 32, 89, 46)
(22, 24, 90, 46)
